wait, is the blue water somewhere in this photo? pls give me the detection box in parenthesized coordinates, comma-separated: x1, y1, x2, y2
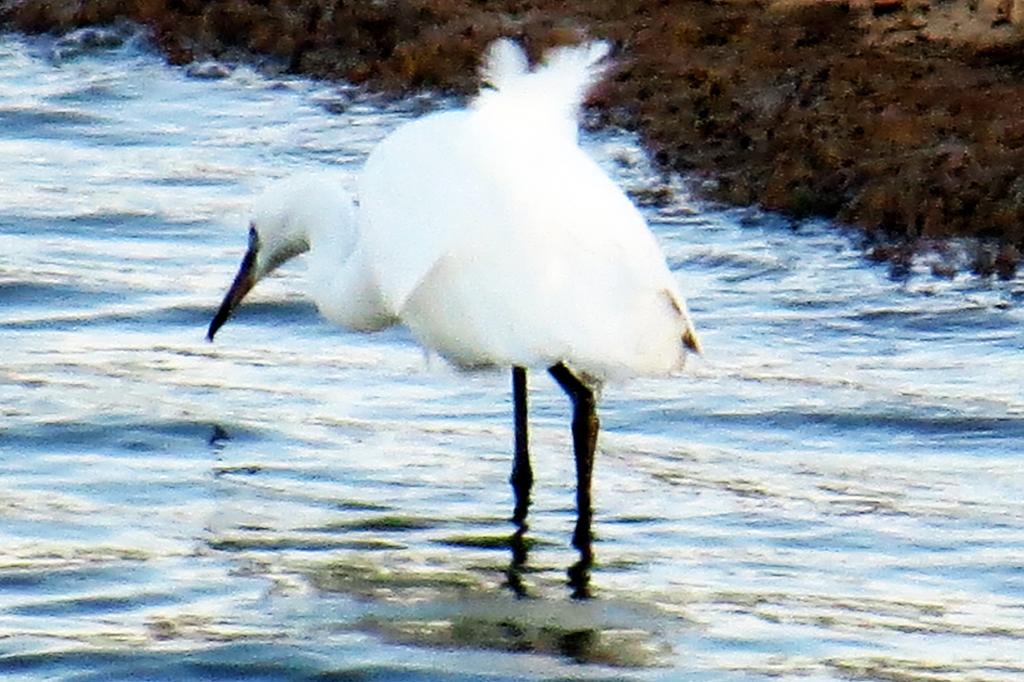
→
(1, 28, 1023, 681)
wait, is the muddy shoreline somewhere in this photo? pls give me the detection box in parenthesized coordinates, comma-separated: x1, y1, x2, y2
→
(4, 0, 1023, 276)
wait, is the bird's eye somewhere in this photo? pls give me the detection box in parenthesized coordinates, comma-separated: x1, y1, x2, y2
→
(247, 223, 259, 249)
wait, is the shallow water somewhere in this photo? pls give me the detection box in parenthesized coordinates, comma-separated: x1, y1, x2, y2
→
(1, 29, 1023, 681)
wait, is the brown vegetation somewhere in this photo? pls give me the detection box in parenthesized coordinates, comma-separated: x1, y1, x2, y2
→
(3, 0, 1023, 275)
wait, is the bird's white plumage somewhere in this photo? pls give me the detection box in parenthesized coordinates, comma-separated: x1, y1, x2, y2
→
(359, 40, 698, 381)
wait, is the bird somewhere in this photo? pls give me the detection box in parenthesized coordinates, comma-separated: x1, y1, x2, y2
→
(207, 38, 700, 576)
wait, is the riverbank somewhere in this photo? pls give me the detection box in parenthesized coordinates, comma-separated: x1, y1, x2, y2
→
(3, 0, 1023, 276)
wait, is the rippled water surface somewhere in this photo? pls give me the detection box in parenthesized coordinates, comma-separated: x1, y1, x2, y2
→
(2, 30, 1023, 681)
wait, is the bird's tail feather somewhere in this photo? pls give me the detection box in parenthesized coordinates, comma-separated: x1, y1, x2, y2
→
(477, 38, 610, 124)
(479, 38, 529, 91)
(534, 40, 610, 116)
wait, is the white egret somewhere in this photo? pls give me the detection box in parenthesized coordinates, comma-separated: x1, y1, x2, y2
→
(208, 39, 701, 575)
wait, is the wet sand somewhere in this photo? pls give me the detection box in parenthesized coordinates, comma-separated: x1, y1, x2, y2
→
(3, 0, 1022, 275)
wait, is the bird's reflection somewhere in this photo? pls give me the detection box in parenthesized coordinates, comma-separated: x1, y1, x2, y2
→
(505, 522, 530, 598)
(207, 423, 230, 449)
(504, 487, 594, 600)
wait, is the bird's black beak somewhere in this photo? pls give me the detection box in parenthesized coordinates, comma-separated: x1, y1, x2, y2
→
(207, 228, 259, 341)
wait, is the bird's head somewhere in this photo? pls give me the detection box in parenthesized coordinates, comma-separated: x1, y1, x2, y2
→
(207, 177, 332, 341)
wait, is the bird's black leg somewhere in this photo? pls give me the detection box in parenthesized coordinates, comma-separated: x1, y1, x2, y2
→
(510, 366, 532, 527)
(548, 362, 597, 597)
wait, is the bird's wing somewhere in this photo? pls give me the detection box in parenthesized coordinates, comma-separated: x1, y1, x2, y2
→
(359, 110, 483, 313)
(359, 39, 697, 378)
(460, 135, 695, 378)
(361, 40, 611, 311)
(361, 110, 693, 378)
